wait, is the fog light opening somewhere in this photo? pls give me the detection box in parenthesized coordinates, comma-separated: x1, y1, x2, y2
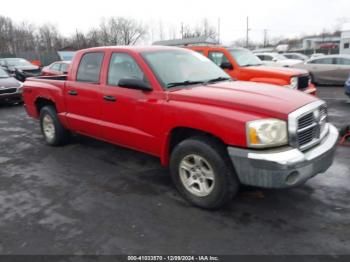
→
(285, 171, 300, 185)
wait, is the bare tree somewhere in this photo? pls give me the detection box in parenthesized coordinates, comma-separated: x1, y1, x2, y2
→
(182, 18, 217, 40)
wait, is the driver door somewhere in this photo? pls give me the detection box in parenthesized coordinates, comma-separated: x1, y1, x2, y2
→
(100, 52, 164, 155)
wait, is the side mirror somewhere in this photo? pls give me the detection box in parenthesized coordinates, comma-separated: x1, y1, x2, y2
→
(220, 61, 233, 70)
(118, 78, 152, 92)
(273, 58, 278, 62)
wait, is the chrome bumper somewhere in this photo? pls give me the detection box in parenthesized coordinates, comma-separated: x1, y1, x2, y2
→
(228, 124, 339, 188)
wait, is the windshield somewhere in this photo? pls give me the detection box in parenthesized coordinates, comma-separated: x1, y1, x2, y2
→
(0, 68, 10, 78)
(229, 49, 262, 66)
(5, 58, 33, 67)
(142, 50, 230, 88)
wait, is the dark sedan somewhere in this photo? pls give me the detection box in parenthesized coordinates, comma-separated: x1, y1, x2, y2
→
(0, 67, 23, 104)
(0, 58, 41, 82)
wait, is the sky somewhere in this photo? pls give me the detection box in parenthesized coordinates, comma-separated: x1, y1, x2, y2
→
(0, 0, 349, 45)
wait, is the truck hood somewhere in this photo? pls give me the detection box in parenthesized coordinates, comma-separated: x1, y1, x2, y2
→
(246, 65, 309, 77)
(169, 80, 317, 119)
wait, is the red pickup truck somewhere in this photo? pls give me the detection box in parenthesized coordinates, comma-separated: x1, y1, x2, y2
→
(23, 46, 338, 209)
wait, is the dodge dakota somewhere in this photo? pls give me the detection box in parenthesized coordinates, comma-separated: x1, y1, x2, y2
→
(23, 46, 338, 209)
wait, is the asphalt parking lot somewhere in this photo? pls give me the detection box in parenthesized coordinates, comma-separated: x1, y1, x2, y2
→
(0, 86, 349, 255)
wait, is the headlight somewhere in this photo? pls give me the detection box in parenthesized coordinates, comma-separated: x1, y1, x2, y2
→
(289, 77, 298, 89)
(247, 119, 288, 148)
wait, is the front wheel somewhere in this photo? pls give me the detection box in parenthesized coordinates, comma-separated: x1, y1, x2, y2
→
(170, 136, 240, 209)
(40, 105, 70, 146)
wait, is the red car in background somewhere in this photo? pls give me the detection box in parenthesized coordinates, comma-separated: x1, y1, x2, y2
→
(41, 61, 70, 76)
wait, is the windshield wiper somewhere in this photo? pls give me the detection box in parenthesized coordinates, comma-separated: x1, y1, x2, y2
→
(205, 77, 231, 84)
(166, 80, 204, 88)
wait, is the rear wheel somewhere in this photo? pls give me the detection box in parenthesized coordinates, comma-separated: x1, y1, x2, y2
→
(170, 136, 240, 209)
(40, 105, 70, 146)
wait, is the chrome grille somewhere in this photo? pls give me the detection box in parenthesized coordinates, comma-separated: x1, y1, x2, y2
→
(0, 88, 17, 95)
(289, 101, 329, 151)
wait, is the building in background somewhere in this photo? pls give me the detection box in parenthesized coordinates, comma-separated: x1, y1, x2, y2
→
(340, 23, 350, 55)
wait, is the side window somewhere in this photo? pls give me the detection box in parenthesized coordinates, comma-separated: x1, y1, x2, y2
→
(50, 63, 61, 71)
(61, 63, 69, 72)
(257, 55, 264, 61)
(344, 43, 350, 49)
(208, 52, 229, 66)
(334, 58, 350, 65)
(309, 58, 333, 65)
(263, 55, 273, 61)
(77, 52, 104, 83)
(108, 53, 145, 86)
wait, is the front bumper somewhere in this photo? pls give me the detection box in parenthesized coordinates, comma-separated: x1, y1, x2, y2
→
(228, 124, 338, 188)
(0, 88, 23, 102)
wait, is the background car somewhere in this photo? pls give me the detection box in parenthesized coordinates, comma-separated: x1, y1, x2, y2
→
(41, 61, 71, 76)
(345, 74, 350, 100)
(0, 67, 23, 104)
(310, 53, 326, 59)
(0, 58, 41, 82)
(255, 52, 303, 67)
(292, 55, 350, 85)
(283, 53, 309, 61)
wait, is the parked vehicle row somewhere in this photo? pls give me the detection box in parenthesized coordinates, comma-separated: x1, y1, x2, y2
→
(255, 52, 303, 67)
(0, 58, 41, 82)
(22, 46, 338, 209)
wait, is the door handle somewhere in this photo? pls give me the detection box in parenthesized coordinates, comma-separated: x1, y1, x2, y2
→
(103, 95, 117, 102)
(68, 90, 78, 96)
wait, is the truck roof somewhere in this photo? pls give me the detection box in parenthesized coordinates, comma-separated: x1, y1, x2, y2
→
(77, 45, 185, 54)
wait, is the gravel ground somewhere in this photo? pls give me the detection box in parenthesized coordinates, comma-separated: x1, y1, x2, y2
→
(0, 86, 349, 255)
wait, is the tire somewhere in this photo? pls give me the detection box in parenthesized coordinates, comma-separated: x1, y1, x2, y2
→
(170, 136, 240, 209)
(39, 105, 70, 146)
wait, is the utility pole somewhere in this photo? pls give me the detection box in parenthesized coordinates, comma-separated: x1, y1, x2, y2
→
(217, 18, 221, 44)
(181, 22, 184, 39)
(263, 29, 268, 47)
(246, 17, 250, 48)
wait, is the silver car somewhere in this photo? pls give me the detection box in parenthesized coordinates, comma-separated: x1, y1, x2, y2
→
(292, 55, 350, 85)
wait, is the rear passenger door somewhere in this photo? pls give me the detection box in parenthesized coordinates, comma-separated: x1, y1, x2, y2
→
(100, 52, 164, 155)
(65, 52, 104, 137)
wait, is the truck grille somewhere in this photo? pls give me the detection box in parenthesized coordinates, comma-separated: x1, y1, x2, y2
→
(289, 101, 329, 151)
(0, 88, 17, 95)
(297, 75, 310, 90)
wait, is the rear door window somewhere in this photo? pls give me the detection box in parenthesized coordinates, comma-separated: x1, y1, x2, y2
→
(309, 58, 333, 65)
(334, 58, 350, 65)
(77, 52, 104, 83)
